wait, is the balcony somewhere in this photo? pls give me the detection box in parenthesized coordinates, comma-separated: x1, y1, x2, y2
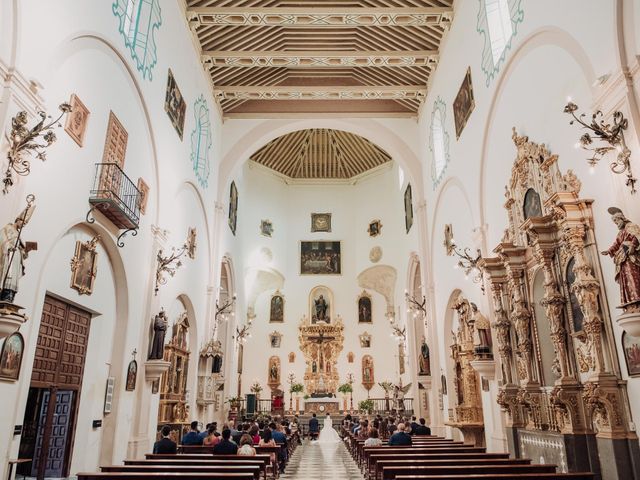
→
(88, 162, 140, 231)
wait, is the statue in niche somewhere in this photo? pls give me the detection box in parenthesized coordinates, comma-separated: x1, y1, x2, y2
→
(268, 356, 280, 386)
(419, 337, 431, 375)
(149, 310, 168, 360)
(212, 354, 223, 374)
(314, 294, 329, 323)
(602, 207, 640, 310)
(470, 303, 492, 358)
(0, 198, 36, 303)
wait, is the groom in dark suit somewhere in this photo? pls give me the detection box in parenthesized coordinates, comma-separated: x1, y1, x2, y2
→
(308, 413, 319, 440)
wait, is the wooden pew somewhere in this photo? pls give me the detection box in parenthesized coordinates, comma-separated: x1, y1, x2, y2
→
(78, 473, 255, 480)
(124, 459, 267, 480)
(382, 463, 559, 479)
(361, 446, 486, 469)
(101, 465, 260, 480)
(395, 474, 594, 480)
(366, 452, 510, 478)
(373, 458, 531, 480)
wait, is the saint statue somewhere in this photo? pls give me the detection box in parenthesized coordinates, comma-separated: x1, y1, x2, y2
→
(602, 208, 640, 309)
(470, 303, 493, 357)
(149, 310, 168, 360)
(0, 200, 36, 303)
(270, 362, 278, 382)
(314, 294, 328, 322)
(419, 337, 431, 375)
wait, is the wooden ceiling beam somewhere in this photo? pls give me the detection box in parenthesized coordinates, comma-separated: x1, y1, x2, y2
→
(188, 7, 453, 28)
(203, 50, 438, 68)
(214, 85, 427, 102)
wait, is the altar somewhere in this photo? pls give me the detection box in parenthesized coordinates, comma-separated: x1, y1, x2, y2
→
(303, 397, 341, 414)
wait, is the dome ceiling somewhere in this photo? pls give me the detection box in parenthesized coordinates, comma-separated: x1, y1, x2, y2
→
(185, 0, 454, 118)
(249, 129, 392, 181)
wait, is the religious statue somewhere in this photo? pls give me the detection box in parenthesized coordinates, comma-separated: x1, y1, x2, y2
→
(470, 303, 493, 358)
(0, 197, 36, 303)
(602, 207, 640, 310)
(314, 294, 328, 322)
(149, 310, 168, 360)
(270, 362, 278, 381)
(419, 337, 431, 375)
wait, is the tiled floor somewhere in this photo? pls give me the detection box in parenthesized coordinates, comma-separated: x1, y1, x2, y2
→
(281, 440, 364, 480)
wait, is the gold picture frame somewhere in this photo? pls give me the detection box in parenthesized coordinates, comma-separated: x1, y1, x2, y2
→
(311, 213, 331, 232)
(70, 236, 100, 295)
(453, 67, 475, 139)
(64, 94, 90, 147)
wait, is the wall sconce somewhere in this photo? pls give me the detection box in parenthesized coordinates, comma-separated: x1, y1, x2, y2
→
(405, 290, 427, 318)
(386, 307, 407, 341)
(215, 292, 237, 322)
(443, 224, 484, 292)
(564, 101, 637, 194)
(3, 103, 71, 194)
(154, 228, 197, 295)
(235, 323, 252, 344)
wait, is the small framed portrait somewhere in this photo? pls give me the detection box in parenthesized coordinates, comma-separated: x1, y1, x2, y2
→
(311, 213, 331, 233)
(270, 292, 284, 323)
(137, 178, 150, 215)
(347, 352, 354, 363)
(453, 67, 475, 139)
(64, 93, 90, 147)
(357, 291, 372, 323)
(125, 360, 137, 391)
(359, 332, 372, 348)
(300, 241, 341, 275)
(404, 184, 413, 234)
(368, 219, 382, 237)
(0, 332, 24, 381)
(70, 236, 100, 295)
(186, 227, 197, 259)
(260, 219, 274, 237)
(622, 332, 640, 377)
(164, 69, 186, 139)
(269, 331, 282, 348)
(288, 352, 295, 363)
(228, 181, 238, 235)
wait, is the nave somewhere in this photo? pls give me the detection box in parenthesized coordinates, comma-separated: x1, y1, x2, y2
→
(281, 441, 363, 480)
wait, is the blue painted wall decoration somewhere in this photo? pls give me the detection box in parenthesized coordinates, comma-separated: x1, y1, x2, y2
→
(477, 0, 524, 86)
(190, 95, 212, 189)
(430, 97, 451, 189)
(113, 0, 162, 81)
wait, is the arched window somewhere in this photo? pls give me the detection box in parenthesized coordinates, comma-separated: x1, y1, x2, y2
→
(430, 98, 450, 188)
(190, 96, 212, 188)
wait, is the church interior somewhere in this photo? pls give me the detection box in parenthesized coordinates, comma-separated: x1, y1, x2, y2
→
(2, 1, 640, 479)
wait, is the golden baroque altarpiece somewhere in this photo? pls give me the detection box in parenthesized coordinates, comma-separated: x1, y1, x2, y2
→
(480, 129, 636, 443)
(298, 314, 344, 395)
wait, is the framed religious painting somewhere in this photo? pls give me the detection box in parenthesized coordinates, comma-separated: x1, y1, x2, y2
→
(137, 178, 150, 215)
(311, 213, 331, 233)
(404, 184, 413, 233)
(164, 69, 186, 139)
(357, 291, 372, 323)
(359, 332, 372, 348)
(228, 181, 238, 235)
(125, 359, 137, 391)
(64, 93, 90, 147)
(186, 227, 197, 259)
(368, 219, 382, 237)
(452, 67, 475, 139)
(0, 332, 24, 381)
(261, 219, 274, 237)
(269, 292, 284, 323)
(70, 236, 100, 295)
(269, 331, 282, 348)
(300, 241, 341, 275)
(622, 332, 640, 377)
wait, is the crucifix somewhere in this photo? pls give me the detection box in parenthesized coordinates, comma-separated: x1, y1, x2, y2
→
(308, 331, 335, 373)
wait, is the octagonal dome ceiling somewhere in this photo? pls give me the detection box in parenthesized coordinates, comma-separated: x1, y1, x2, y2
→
(249, 128, 392, 181)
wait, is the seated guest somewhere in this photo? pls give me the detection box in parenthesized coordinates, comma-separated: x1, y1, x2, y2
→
(199, 423, 211, 441)
(203, 424, 220, 446)
(413, 417, 432, 435)
(249, 424, 261, 445)
(230, 421, 242, 444)
(181, 421, 203, 445)
(153, 425, 177, 454)
(357, 420, 369, 440)
(387, 417, 397, 435)
(213, 429, 238, 454)
(238, 434, 257, 456)
(388, 423, 412, 446)
(364, 427, 382, 447)
(409, 416, 419, 435)
(259, 427, 277, 464)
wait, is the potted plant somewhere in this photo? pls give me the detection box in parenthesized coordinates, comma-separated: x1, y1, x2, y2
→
(226, 396, 242, 410)
(250, 381, 263, 399)
(358, 399, 374, 414)
(290, 382, 304, 394)
(337, 383, 353, 395)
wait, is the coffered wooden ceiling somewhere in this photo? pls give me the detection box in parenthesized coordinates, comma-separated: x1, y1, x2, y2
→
(186, 1, 454, 118)
(250, 129, 392, 180)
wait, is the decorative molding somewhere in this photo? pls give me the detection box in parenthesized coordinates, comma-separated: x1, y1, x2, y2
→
(430, 97, 451, 189)
(188, 7, 453, 27)
(189, 95, 212, 188)
(214, 85, 427, 102)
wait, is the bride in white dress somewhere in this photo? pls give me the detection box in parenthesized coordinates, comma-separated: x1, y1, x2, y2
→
(317, 413, 341, 443)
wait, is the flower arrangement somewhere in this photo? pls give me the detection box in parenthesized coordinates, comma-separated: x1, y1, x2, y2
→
(290, 383, 304, 394)
(226, 396, 242, 408)
(358, 399, 374, 414)
(250, 381, 263, 394)
(337, 383, 353, 394)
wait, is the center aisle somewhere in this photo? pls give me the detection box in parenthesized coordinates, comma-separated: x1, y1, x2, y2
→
(280, 440, 364, 480)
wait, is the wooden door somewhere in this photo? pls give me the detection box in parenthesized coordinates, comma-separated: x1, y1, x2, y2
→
(31, 390, 75, 478)
(21, 295, 92, 479)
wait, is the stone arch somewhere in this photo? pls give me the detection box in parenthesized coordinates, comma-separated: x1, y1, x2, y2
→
(175, 293, 199, 418)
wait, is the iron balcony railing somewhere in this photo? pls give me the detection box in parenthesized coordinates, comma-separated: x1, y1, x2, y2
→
(88, 162, 141, 230)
